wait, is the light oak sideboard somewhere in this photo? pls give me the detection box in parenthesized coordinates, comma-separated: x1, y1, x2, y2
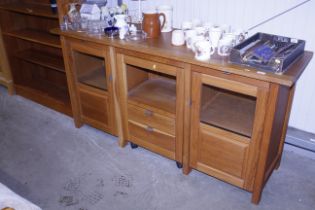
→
(58, 27, 312, 204)
(0, 0, 310, 203)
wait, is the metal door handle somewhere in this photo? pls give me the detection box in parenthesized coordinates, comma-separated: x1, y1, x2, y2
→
(144, 109, 153, 116)
(146, 126, 154, 132)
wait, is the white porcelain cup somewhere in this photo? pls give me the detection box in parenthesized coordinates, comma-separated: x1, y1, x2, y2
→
(209, 25, 223, 48)
(194, 26, 207, 36)
(194, 40, 215, 61)
(220, 24, 231, 33)
(190, 35, 206, 52)
(233, 28, 248, 44)
(184, 29, 197, 40)
(192, 19, 202, 28)
(203, 22, 213, 31)
(172, 30, 185, 46)
(218, 37, 234, 56)
(223, 32, 237, 46)
(182, 21, 193, 30)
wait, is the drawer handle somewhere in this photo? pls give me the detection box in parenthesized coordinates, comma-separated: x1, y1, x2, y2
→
(223, 71, 232, 75)
(146, 126, 154, 132)
(144, 109, 153, 116)
(152, 64, 157, 69)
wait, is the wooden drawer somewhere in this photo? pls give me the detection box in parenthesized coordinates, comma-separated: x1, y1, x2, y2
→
(128, 103, 175, 136)
(128, 121, 175, 158)
(196, 123, 249, 181)
(79, 88, 109, 130)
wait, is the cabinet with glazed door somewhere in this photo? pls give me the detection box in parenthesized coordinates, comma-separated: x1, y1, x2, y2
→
(61, 38, 117, 135)
(187, 66, 282, 203)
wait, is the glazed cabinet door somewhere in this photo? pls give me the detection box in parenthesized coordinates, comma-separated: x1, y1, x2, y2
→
(189, 68, 269, 190)
(63, 38, 116, 135)
(116, 52, 185, 165)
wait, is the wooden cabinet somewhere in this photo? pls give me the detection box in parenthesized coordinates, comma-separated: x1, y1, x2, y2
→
(0, 0, 70, 115)
(0, 28, 13, 94)
(116, 51, 185, 166)
(185, 65, 305, 204)
(61, 38, 116, 135)
(189, 68, 270, 191)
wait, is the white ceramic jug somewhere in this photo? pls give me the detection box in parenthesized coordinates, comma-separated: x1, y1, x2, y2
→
(157, 5, 173, 32)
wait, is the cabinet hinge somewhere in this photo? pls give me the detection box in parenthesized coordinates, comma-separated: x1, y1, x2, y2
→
(189, 99, 192, 107)
(109, 74, 113, 81)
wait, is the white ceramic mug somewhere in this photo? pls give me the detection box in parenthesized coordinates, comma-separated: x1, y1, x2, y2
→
(172, 30, 185, 46)
(209, 25, 223, 48)
(233, 28, 248, 44)
(223, 32, 237, 46)
(194, 40, 215, 61)
(203, 22, 213, 31)
(220, 24, 231, 33)
(192, 19, 202, 28)
(218, 37, 234, 56)
(187, 35, 205, 51)
(184, 29, 197, 41)
(182, 21, 193, 30)
(194, 26, 207, 36)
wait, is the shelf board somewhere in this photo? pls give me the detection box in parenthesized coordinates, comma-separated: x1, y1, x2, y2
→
(128, 78, 176, 115)
(15, 49, 65, 72)
(200, 92, 256, 137)
(14, 81, 71, 116)
(0, 2, 58, 19)
(4, 29, 61, 48)
(78, 68, 107, 91)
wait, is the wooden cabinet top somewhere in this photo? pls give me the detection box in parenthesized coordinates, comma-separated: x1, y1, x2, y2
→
(59, 30, 313, 87)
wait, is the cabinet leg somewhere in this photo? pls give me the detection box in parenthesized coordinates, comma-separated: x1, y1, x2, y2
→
(74, 120, 83, 128)
(130, 142, 138, 149)
(251, 189, 262, 204)
(7, 83, 15, 95)
(183, 165, 192, 175)
(275, 158, 281, 170)
(176, 161, 183, 169)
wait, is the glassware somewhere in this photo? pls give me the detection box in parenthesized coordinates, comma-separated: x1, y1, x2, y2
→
(68, 3, 81, 30)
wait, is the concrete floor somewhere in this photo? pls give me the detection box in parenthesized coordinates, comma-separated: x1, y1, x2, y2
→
(0, 86, 314, 210)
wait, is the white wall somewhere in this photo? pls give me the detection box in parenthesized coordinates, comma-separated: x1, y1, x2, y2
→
(112, 0, 315, 133)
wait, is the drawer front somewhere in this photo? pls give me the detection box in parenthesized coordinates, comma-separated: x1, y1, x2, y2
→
(197, 124, 249, 179)
(128, 104, 175, 136)
(79, 89, 109, 127)
(128, 121, 175, 153)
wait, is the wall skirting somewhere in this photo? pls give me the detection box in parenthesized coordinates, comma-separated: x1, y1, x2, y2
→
(285, 127, 315, 160)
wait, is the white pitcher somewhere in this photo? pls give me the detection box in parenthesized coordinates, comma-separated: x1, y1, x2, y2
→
(157, 5, 173, 32)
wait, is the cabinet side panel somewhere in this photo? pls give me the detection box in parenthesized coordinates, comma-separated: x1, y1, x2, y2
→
(265, 86, 290, 178)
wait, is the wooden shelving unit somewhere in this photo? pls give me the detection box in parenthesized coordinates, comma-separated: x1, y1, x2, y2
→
(0, 2, 58, 19)
(0, 0, 71, 115)
(0, 27, 14, 94)
(4, 29, 61, 48)
(15, 49, 64, 72)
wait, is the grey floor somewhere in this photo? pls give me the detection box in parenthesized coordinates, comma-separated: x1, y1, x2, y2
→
(0, 86, 314, 210)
